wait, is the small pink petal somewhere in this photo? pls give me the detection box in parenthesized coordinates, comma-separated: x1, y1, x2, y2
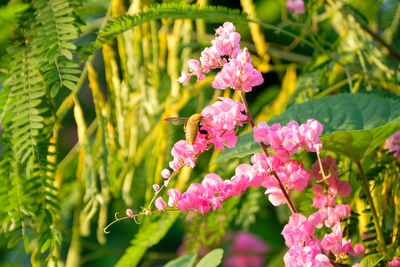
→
(155, 197, 167, 211)
(153, 184, 160, 192)
(126, 209, 134, 217)
(161, 169, 171, 179)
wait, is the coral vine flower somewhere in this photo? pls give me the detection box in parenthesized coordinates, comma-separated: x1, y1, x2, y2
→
(212, 48, 264, 92)
(386, 130, 400, 159)
(167, 97, 247, 172)
(224, 231, 269, 267)
(286, 0, 305, 14)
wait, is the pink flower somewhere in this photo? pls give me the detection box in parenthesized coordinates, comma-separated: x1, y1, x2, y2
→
(282, 213, 314, 247)
(161, 169, 171, 179)
(224, 231, 268, 267)
(386, 130, 400, 159)
(286, 0, 305, 14)
(298, 119, 323, 153)
(202, 173, 225, 195)
(153, 184, 160, 192)
(178, 71, 191, 83)
(126, 209, 133, 217)
(321, 223, 343, 255)
(334, 204, 351, 220)
(167, 188, 182, 207)
(351, 243, 364, 257)
(212, 48, 263, 92)
(155, 197, 167, 211)
(390, 257, 400, 267)
(337, 180, 352, 197)
(283, 244, 329, 267)
(313, 193, 328, 209)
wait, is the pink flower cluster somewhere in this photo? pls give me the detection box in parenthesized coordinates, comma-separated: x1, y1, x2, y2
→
(168, 97, 247, 172)
(254, 119, 323, 162)
(385, 130, 400, 159)
(281, 157, 364, 266)
(224, 231, 269, 267)
(179, 22, 263, 92)
(308, 156, 353, 228)
(282, 214, 364, 267)
(286, 0, 305, 14)
(160, 119, 325, 214)
(254, 153, 310, 206)
(391, 257, 400, 267)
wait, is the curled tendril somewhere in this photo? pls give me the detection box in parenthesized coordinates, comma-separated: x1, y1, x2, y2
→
(103, 212, 130, 234)
(133, 216, 141, 224)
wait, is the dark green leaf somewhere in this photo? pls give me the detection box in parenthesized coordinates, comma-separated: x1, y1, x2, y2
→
(216, 94, 400, 162)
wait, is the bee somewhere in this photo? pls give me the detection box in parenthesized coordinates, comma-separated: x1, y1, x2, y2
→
(164, 113, 207, 145)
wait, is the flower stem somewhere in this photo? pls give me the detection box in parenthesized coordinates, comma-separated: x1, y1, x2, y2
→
(240, 90, 297, 214)
(356, 161, 387, 257)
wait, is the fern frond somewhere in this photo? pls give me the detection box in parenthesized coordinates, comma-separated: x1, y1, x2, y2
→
(0, 4, 63, 262)
(33, 0, 80, 96)
(5, 42, 46, 164)
(85, 3, 248, 56)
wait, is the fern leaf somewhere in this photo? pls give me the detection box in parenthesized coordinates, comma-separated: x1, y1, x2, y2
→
(33, 0, 80, 97)
(85, 3, 248, 56)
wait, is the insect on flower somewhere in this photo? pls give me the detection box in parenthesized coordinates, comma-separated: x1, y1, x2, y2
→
(164, 113, 208, 145)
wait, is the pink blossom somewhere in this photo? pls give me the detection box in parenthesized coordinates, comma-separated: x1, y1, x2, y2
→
(308, 212, 324, 228)
(309, 155, 338, 184)
(298, 119, 323, 153)
(312, 184, 324, 194)
(337, 180, 352, 197)
(202, 173, 225, 195)
(386, 130, 400, 159)
(334, 204, 351, 220)
(224, 231, 268, 267)
(260, 155, 310, 206)
(161, 169, 171, 179)
(126, 209, 133, 217)
(321, 223, 344, 255)
(282, 213, 314, 247)
(155, 197, 167, 211)
(313, 193, 328, 209)
(254, 120, 323, 161)
(283, 244, 329, 267)
(390, 257, 400, 267)
(153, 184, 160, 192)
(286, 0, 305, 14)
(167, 189, 182, 207)
(351, 243, 364, 257)
(212, 48, 263, 92)
(341, 239, 354, 254)
(178, 71, 191, 83)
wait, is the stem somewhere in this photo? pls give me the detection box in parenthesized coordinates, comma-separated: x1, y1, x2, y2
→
(239, 90, 297, 214)
(356, 161, 387, 256)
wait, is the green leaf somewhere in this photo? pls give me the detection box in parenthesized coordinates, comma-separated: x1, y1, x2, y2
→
(359, 253, 383, 267)
(7, 235, 21, 249)
(23, 235, 30, 253)
(213, 134, 263, 163)
(62, 80, 77, 91)
(165, 253, 197, 267)
(116, 212, 180, 267)
(195, 249, 224, 267)
(216, 94, 400, 162)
